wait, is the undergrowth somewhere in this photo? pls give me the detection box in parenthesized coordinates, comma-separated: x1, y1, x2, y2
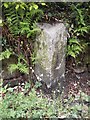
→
(0, 81, 89, 119)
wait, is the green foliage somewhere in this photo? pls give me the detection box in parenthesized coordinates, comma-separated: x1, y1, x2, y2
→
(0, 83, 56, 118)
(8, 54, 29, 74)
(9, 62, 29, 74)
(0, 83, 89, 118)
(0, 49, 12, 60)
(67, 3, 90, 58)
(2, 2, 89, 65)
(0, 48, 29, 74)
(3, 2, 43, 37)
(34, 81, 42, 88)
(67, 38, 82, 58)
(1, 2, 44, 76)
(1, 3, 90, 118)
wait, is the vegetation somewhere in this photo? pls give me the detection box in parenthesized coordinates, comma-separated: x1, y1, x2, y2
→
(0, 81, 89, 118)
(67, 3, 90, 58)
(1, 2, 90, 70)
(0, 2, 90, 119)
(2, 2, 44, 75)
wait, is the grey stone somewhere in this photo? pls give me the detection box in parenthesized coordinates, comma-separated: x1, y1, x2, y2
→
(34, 23, 67, 91)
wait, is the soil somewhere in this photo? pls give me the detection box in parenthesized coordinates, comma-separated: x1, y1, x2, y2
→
(64, 67, 90, 97)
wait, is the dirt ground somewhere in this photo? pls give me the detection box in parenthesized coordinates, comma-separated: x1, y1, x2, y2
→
(64, 65, 90, 97)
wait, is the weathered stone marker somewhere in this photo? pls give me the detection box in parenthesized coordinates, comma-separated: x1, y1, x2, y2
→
(34, 23, 67, 92)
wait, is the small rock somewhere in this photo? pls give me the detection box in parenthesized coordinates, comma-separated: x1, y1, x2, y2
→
(73, 67, 86, 74)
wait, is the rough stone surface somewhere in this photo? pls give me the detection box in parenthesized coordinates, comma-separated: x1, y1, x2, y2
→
(34, 23, 67, 91)
(1, 55, 20, 80)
